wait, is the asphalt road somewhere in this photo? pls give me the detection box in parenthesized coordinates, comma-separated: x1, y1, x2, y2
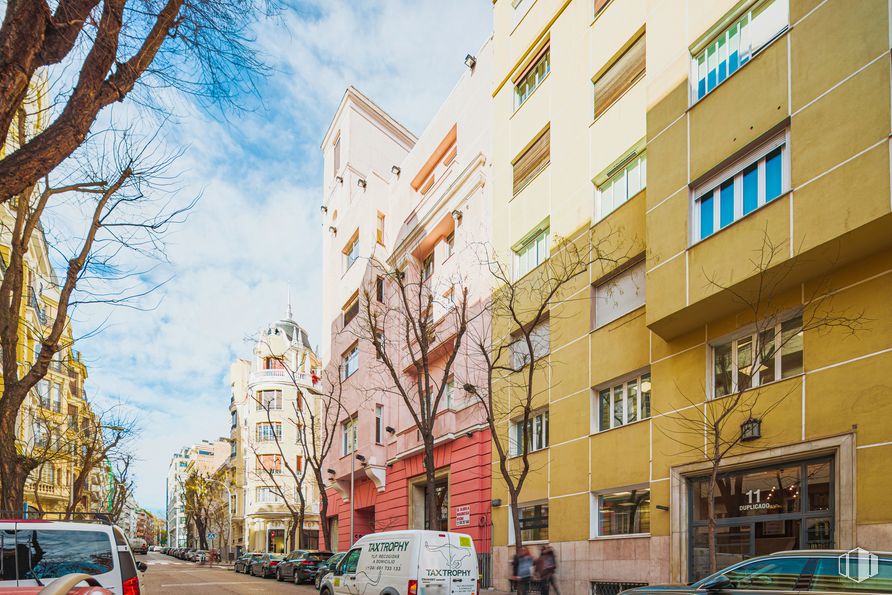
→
(138, 551, 320, 594)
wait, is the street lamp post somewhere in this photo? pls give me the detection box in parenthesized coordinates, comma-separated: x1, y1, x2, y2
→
(206, 479, 233, 563)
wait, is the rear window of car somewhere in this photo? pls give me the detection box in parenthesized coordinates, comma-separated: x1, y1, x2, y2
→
(15, 529, 114, 579)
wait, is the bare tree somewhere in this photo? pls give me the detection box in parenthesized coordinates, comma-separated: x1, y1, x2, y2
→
(0, 131, 192, 512)
(464, 233, 623, 556)
(355, 255, 472, 530)
(658, 232, 867, 576)
(108, 454, 135, 524)
(183, 469, 223, 551)
(0, 0, 277, 205)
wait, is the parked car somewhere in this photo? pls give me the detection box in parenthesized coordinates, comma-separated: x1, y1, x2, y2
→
(251, 553, 285, 578)
(315, 552, 346, 590)
(234, 552, 263, 574)
(276, 550, 333, 584)
(319, 530, 476, 595)
(0, 517, 146, 593)
(129, 537, 148, 555)
(623, 550, 892, 595)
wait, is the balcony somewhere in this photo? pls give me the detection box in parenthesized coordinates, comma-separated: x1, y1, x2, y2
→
(249, 369, 317, 387)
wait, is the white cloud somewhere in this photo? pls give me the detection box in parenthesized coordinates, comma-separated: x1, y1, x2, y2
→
(71, 1, 492, 513)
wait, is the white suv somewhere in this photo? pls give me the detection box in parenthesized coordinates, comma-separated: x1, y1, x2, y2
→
(0, 517, 145, 593)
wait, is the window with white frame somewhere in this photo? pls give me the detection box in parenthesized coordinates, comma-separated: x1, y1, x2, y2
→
(596, 371, 651, 432)
(693, 132, 788, 242)
(374, 405, 383, 444)
(510, 321, 550, 370)
(421, 251, 435, 281)
(342, 416, 357, 456)
(255, 486, 282, 503)
(255, 389, 282, 411)
(255, 422, 282, 442)
(691, 0, 788, 102)
(593, 261, 645, 328)
(514, 227, 549, 280)
(591, 488, 651, 537)
(596, 152, 646, 220)
(341, 344, 359, 379)
(515, 48, 550, 108)
(344, 233, 359, 271)
(510, 410, 549, 456)
(712, 314, 803, 398)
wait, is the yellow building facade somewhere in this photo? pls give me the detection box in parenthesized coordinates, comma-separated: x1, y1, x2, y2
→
(490, 0, 892, 592)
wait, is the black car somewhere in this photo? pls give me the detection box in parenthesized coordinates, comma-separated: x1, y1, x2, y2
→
(234, 552, 263, 574)
(276, 550, 334, 584)
(251, 553, 285, 578)
(315, 552, 346, 589)
(623, 550, 892, 595)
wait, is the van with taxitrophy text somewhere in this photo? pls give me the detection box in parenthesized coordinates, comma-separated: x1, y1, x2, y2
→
(319, 530, 478, 595)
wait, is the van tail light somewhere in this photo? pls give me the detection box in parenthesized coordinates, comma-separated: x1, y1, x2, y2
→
(408, 579, 418, 595)
(123, 575, 141, 595)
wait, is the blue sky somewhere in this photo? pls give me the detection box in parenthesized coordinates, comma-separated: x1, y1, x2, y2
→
(72, 1, 493, 513)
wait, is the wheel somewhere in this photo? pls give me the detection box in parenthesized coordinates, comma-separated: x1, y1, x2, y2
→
(321, 587, 332, 595)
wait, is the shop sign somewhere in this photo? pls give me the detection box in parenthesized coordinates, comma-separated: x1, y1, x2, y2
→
(455, 505, 471, 527)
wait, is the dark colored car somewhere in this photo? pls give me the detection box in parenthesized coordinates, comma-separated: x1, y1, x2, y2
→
(315, 552, 346, 589)
(276, 550, 334, 584)
(234, 552, 263, 574)
(623, 550, 892, 595)
(251, 553, 285, 578)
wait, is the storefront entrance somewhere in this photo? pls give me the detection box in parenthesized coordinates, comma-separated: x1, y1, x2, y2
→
(688, 458, 833, 580)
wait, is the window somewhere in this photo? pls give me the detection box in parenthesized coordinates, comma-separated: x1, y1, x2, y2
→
(39, 465, 55, 484)
(333, 136, 341, 178)
(342, 416, 357, 456)
(257, 454, 282, 475)
(341, 344, 359, 379)
(445, 232, 455, 258)
(596, 152, 646, 220)
(691, 0, 788, 102)
(36, 380, 49, 408)
(518, 503, 548, 542)
(511, 410, 549, 456)
(513, 227, 549, 279)
(694, 132, 787, 242)
(810, 557, 892, 593)
(720, 557, 810, 591)
(596, 489, 650, 536)
(342, 548, 361, 574)
(597, 372, 651, 431)
(256, 486, 282, 503)
(421, 251, 435, 281)
(343, 233, 359, 270)
(230, 441, 236, 458)
(712, 314, 802, 398)
(594, 34, 645, 119)
(510, 321, 550, 370)
(343, 294, 359, 327)
(444, 377, 455, 410)
(256, 389, 283, 411)
(513, 129, 550, 195)
(295, 455, 303, 472)
(255, 422, 282, 442)
(263, 357, 284, 370)
(50, 383, 61, 412)
(376, 212, 385, 245)
(593, 261, 645, 328)
(375, 405, 383, 444)
(515, 48, 550, 108)
(375, 276, 384, 302)
(18, 530, 114, 580)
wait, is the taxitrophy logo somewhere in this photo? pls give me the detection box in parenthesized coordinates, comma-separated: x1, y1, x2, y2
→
(839, 548, 879, 583)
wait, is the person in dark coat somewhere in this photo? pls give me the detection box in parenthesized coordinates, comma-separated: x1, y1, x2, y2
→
(535, 544, 559, 595)
(511, 546, 534, 595)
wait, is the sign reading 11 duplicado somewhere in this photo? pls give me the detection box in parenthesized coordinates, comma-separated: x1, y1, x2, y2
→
(455, 505, 471, 527)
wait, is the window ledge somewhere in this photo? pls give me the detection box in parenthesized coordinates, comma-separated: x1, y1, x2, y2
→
(589, 533, 650, 541)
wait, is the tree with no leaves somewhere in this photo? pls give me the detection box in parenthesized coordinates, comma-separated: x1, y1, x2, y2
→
(464, 231, 624, 556)
(659, 231, 868, 576)
(183, 469, 223, 551)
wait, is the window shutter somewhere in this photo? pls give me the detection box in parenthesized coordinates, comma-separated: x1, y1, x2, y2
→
(594, 35, 645, 119)
(513, 129, 550, 195)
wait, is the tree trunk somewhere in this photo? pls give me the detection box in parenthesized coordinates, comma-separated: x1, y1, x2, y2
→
(196, 518, 209, 550)
(423, 437, 439, 530)
(509, 490, 523, 557)
(0, 443, 34, 514)
(316, 467, 331, 549)
(707, 464, 719, 574)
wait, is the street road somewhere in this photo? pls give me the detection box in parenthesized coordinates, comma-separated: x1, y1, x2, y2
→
(138, 551, 320, 594)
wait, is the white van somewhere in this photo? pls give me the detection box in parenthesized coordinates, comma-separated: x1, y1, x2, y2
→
(320, 530, 477, 595)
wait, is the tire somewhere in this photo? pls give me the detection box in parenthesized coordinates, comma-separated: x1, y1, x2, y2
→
(321, 587, 332, 595)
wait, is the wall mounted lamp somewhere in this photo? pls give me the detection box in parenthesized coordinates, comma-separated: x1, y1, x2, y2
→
(465, 54, 477, 69)
(357, 178, 367, 189)
(335, 175, 343, 184)
(328, 226, 337, 236)
(391, 165, 401, 176)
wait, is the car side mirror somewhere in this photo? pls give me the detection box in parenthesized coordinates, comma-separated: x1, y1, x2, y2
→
(136, 561, 148, 572)
(700, 575, 732, 591)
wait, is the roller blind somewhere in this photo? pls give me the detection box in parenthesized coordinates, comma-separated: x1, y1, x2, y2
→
(594, 35, 645, 119)
(513, 128, 550, 195)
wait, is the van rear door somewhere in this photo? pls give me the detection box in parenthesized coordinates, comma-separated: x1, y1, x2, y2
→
(446, 533, 477, 595)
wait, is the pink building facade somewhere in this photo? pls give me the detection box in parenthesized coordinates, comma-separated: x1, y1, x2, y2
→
(318, 42, 493, 559)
